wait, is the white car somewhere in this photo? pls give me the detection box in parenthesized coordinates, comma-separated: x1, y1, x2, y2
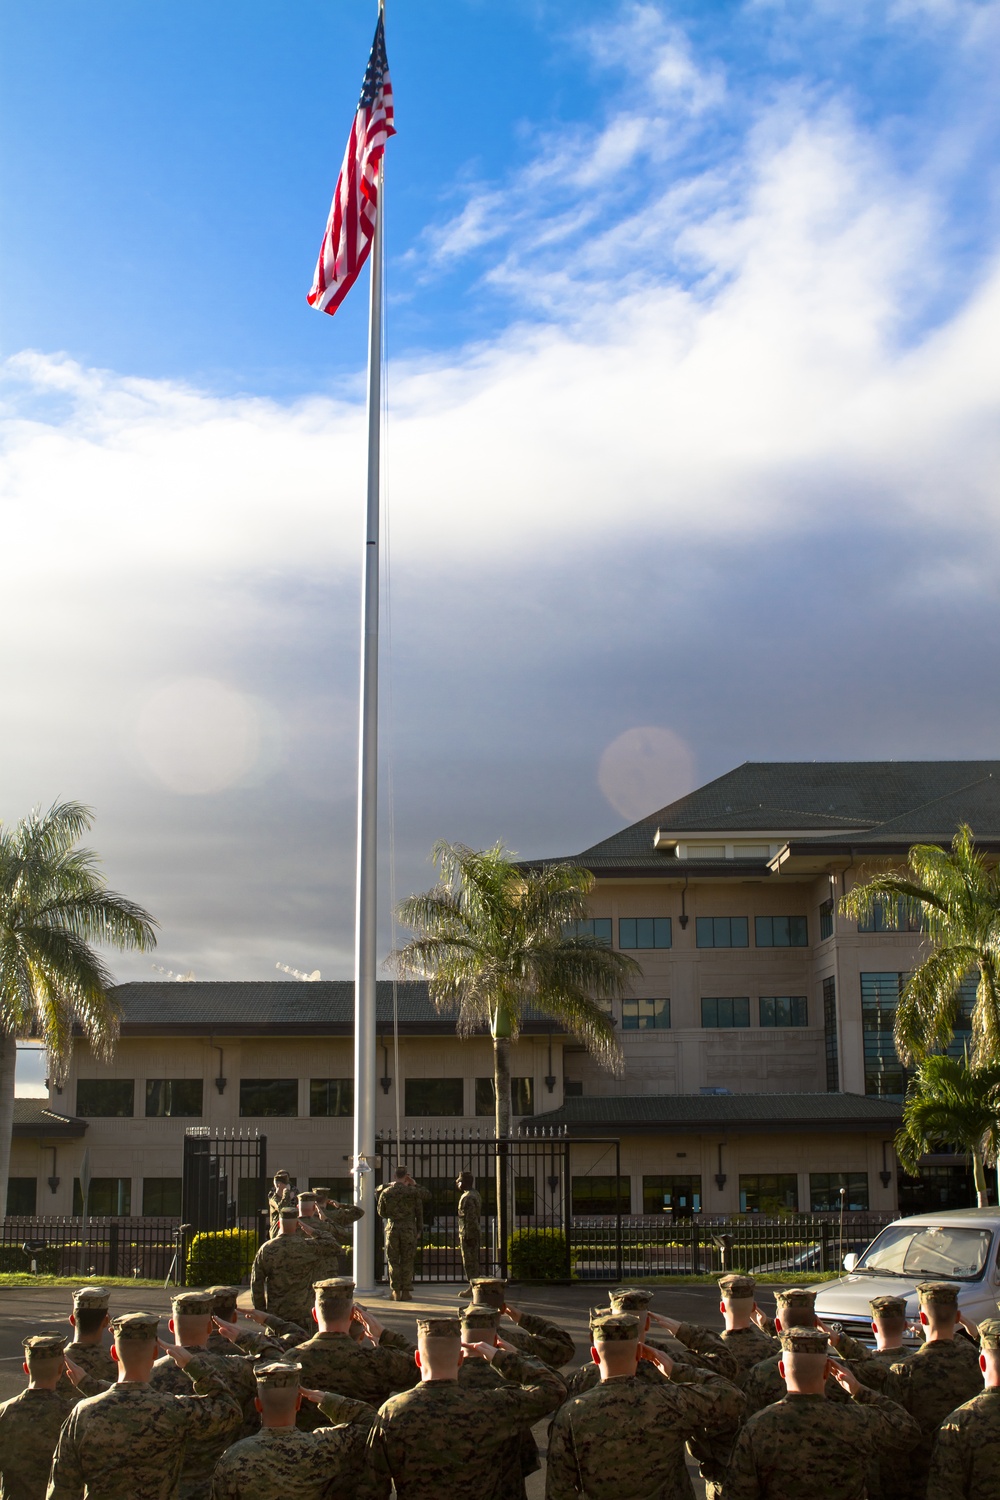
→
(812, 1207, 1000, 1347)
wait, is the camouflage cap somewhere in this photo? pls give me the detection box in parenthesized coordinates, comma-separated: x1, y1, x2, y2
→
(775, 1287, 817, 1311)
(312, 1186, 332, 1197)
(469, 1278, 507, 1310)
(111, 1312, 159, 1342)
(869, 1294, 908, 1318)
(278, 1205, 300, 1220)
(718, 1274, 756, 1300)
(609, 1287, 654, 1313)
(916, 1281, 961, 1308)
(417, 1316, 462, 1340)
(171, 1291, 214, 1317)
(255, 1361, 302, 1388)
(591, 1313, 640, 1343)
(23, 1334, 67, 1362)
(274, 1170, 290, 1180)
(72, 1285, 110, 1311)
(313, 1277, 355, 1307)
(779, 1327, 830, 1356)
(978, 1317, 1000, 1349)
(460, 1306, 499, 1334)
(297, 1190, 317, 1203)
(206, 1286, 243, 1311)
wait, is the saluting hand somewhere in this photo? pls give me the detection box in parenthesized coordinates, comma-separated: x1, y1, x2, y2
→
(63, 1355, 87, 1387)
(646, 1311, 681, 1335)
(158, 1341, 192, 1369)
(461, 1340, 498, 1362)
(638, 1343, 675, 1377)
(299, 1387, 327, 1404)
(212, 1316, 240, 1343)
(826, 1357, 862, 1395)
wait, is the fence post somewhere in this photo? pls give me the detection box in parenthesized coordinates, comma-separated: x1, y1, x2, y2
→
(820, 1220, 836, 1273)
(691, 1218, 701, 1274)
(614, 1140, 623, 1284)
(108, 1223, 119, 1278)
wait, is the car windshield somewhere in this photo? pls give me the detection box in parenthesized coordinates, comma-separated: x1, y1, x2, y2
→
(857, 1224, 993, 1282)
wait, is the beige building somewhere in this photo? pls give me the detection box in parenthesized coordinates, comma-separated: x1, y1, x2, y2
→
(10, 760, 998, 1223)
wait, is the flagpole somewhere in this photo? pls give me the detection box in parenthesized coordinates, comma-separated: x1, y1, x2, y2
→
(352, 16, 385, 1295)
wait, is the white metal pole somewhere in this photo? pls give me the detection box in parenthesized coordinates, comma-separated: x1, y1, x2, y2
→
(352, 138, 384, 1294)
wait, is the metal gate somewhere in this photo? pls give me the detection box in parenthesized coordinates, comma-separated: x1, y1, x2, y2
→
(182, 1129, 268, 1235)
(375, 1129, 622, 1282)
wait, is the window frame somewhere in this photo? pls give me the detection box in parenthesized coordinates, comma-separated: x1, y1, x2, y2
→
(144, 1079, 204, 1118)
(701, 996, 750, 1028)
(759, 996, 808, 1028)
(621, 997, 671, 1030)
(618, 917, 672, 950)
(755, 915, 808, 948)
(141, 1178, 183, 1216)
(738, 1173, 799, 1213)
(404, 1077, 465, 1117)
(309, 1078, 355, 1118)
(238, 1078, 299, 1118)
(695, 916, 749, 949)
(809, 1172, 869, 1212)
(75, 1079, 135, 1118)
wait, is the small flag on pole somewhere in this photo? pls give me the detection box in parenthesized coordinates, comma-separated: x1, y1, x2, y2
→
(307, 15, 395, 317)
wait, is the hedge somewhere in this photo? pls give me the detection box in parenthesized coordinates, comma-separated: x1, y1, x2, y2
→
(0, 1245, 64, 1274)
(186, 1229, 258, 1286)
(507, 1229, 570, 1281)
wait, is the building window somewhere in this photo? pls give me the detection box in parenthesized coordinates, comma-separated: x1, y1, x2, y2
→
(696, 917, 749, 948)
(823, 976, 840, 1091)
(701, 997, 750, 1028)
(404, 1078, 464, 1116)
(238, 1178, 268, 1219)
(239, 1079, 298, 1117)
(622, 997, 670, 1030)
(475, 1077, 534, 1116)
(809, 1173, 869, 1212)
(6, 1178, 37, 1215)
(75, 1079, 134, 1118)
(819, 899, 834, 940)
(571, 1176, 631, 1214)
(619, 918, 672, 950)
(642, 1175, 702, 1214)
(755, 916, 808, 947)
(145, 1080, 203, 1118)
(564, 918, 612, 945)
(563, 1079, 583, 1098)
(142, 1178, 182, 1215)
(759, 996, 808, 1027)
(310, 1177, 355, 1201)
(310, 1079, 354, 1117)
(857, 897, 924, 933)
(73, 1178, 131, 1216)
(474, 1175, 534, 1217)
(739, 1174, 798, 1213)
(861, 973, 907, 1097)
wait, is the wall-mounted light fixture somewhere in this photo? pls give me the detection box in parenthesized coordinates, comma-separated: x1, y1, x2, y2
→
(47, 1147, 59, 1194)
(545, 1028, 556, 1093)
(879, 1140, 893, 1189)
(715, 1142, 727, 1191)
(380, 1038, 392, 1095)
(678, 877, 690, 929)
(213, 1046, 227, 1095)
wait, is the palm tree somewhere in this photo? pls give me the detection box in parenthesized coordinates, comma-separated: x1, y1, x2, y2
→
(895, 1053, 1000, 1207)
(395, 841, 641, 1138)
(0, 803, 157, 1216)
(839, 824, 1000, 1066)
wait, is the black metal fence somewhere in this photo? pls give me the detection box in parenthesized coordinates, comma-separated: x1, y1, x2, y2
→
(0, 1216, 182, 1281)
(182, 1129, 268, 1235)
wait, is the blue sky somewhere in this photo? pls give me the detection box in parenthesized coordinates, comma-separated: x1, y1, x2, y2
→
(3, 2, 1000, 1090)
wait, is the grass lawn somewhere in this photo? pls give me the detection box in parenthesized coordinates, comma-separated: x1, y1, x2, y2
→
(0, 1274, 166, 1288)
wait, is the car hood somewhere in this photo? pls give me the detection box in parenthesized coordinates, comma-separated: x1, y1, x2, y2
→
(814, 1273, 921, 1319)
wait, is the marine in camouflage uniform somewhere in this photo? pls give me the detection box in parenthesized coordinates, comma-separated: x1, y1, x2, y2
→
(59, 1287, 117, 1393)
(926, 1315, 1000, 1500)
(457, 1173, 482, 1284)
(724, 1326, 919, 1500)
(889, 1283, 986, 1500)
(204, 1290, 255, 1360)
(546, 1312, 746, 1500)
(291, 1279, 419, 1429)
(208, 1360, 381, 1500)
(469, 1279, 575, 1368)
(565, 1287, 735, 1396)
(741, 1287, 872, 1420)
(314, 1187, 365, 1254)
(0, 1335, 77, 1500)
(371, 1316, 565, 1500)
(249, 1207, 334, 1327)
(266, 1173, 297, 1238)
(375, 1172, 430, 1300)
(46, 1311, 241, 1500)
(459, 1306, 540, 1500)
(689, 1275, 781, 1499)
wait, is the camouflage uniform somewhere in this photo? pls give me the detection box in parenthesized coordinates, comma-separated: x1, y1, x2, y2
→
(57, 1288, 116, 1399)
(926, 1316, 1000, 1500)
(547, 1313, 745, 1500)
(0, 1336, 76, 1500)
(292, 1329, 419, 1425)
(375, 1180, 430, 1299)
(267, 1179, 297, 1238)
(150, 1345, 259, 1473)
(469, 1281, 575, 1368)
(460, 1307, 540, 1500)
(230, 1315, 309, 1359)
(458, 1186, 482, 1283)
(209, 1365, 380, 1500)
(47, 1314, 242, 1500)
(742, 1342, 873, 1419)
(721, 1325, 781, 1384)
(248, 1217, 333, 1328)
(370, 1317, 565, 1500)
(889, 1339, 986, 1497)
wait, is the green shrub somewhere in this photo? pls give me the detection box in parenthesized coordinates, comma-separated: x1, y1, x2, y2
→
(0, 1245, 63, 1274)
(508, 1229, 570, 1281)
(186, 1229, 257, 1286)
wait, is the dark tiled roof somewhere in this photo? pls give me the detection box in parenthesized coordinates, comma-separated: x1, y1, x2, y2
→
(530, 1092, 902, 1135)
(12, 1100, 87, 1138)
(108, 981, 557, 1037)
(558, 761, 1000, 873)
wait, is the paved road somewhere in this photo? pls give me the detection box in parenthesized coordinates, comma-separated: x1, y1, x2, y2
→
(0, 1280, 790, 1497)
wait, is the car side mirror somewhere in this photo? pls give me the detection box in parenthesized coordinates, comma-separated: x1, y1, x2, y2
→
(843, 1253, 858, 1272)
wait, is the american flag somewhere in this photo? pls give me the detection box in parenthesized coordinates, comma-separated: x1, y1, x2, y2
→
(307, 15, 395, 316)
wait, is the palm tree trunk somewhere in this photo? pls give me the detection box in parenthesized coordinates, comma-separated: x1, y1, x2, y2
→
(493, 1032, 512, 1139)
(972, 1148, 989, 1207)
(492, 1015, 513, 1275)
(0, 1031, 18, 1221)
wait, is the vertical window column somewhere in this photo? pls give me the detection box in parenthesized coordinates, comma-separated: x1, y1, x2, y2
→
(823, 976, 839, 1092)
